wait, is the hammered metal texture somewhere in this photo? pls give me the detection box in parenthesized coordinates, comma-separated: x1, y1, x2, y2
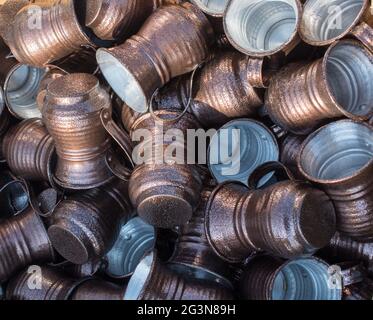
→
(71, 279, 125, 300)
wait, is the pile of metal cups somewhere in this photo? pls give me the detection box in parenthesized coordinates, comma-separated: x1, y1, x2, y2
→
(0, 0, 372, 300)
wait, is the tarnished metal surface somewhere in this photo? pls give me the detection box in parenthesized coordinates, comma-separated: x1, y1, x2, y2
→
(48, 179, 132, 265)
(299, 120, 373, 241)
(300, 0, 372, 49)
(154, 52, 264, 128)
(5, 0, 93, 67)
(205, 179, 336, 262)
(43, 73, 113, 189)
(71, 279, 125, 300)
(106, 217, 155, 278)
(0, 0, 29, 43)
(169, 188, 231, 287)
(319, 232, 373, 271)
(266, 40, 373, 134)
(280, 134, 306, 179)
(3, 119, 55, 182)
(224, 0, 302, 57)
(344, 278, 373, 300)
(124, 251, 233, 300)
(129, 110, 203, 228)
(5, 266, 87, 300)
(0, 208, 54, 282)
(97, 2, 214, 112)
(240, 255, 342, 300)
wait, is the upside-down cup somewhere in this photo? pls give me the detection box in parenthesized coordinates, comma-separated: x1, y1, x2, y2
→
(208, 119, 279, 187)
(42, 73, 113, 189)
(105, 217, 155, 279)
(47, 179, 132, 265)
(298, 120, 373, 241)
(0, 38, 45, 119)
(6, 266, 84, 300)
(205, 162, 336, 262)
(97, 2, 214, 113)
(265, 40, 373, 134)
(223, 0, 302, 57)
(0, 208, 54, 283)
(169, 188, 232, 288)
(240, 255, 342, 300)
(124, 251, 233, 300)
(5, 0, 95, 67)
(300, 0, 373, 51)
(128, 110, 203, 228)
(154, 51, 265, 128)
(3, 119, 55, 182)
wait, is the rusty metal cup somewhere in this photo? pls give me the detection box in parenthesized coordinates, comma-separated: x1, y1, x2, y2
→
(205, 162, 336, 262)
(124, 251, 233, 300)
(300, 0, 373, 50)
(169, 188, 232, 288)
(97, 2, 214, 113)
(5, 0, 95, 67)
(240, 255, 342, 300)
(47, 179, 132, 265)
(299, 120, 373, 241)
(154, 51, 265, 128)
(223, 0, 302, 57)
(266, 40, 373, 134)
(0, 207, 54, 283)
(208, 119, 279, 187)
(105, 217, 155, 279)
(3, 119, 55, 182)
(42, 73, 114, 189)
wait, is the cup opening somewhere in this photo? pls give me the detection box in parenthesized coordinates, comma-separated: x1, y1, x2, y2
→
(272, 258, 341, 300)
(192, 0, 229, 16)
(97, 49, 148, 113)
(326, 41, 373, 118)
(208, 119, 279, 186)
(225, 0, 299, 55)
(300, 121, 373, 181)
(301, 0, 365, 43)
(4, 65, 44, 119)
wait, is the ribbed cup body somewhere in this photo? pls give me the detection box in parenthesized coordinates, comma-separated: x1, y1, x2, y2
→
(3, 119, 55, 181)
(280, 134, 305, 179)
(299, 120, 373, 241)
(71, 279, 125, 300)
(170, 189, 230, 284)
(125, 252, 233, 300)
(265, 40, 373, 134)
(97, 2, 214, 112)
(86, 0, 160, 40)
(42, 73, 113, 189)
(48, 179, 132, 265)
(205, 181, 336, 262)
(155, 51, 264, 128)
(129, 110, 203, 228)
(6, 267, 79, 300)
(240, 255, 342, 300)
(319, 232, 373, 270)
(106, 217, 155, 278)
(0, 208, 54, 283)
(6, 0, 93, 67)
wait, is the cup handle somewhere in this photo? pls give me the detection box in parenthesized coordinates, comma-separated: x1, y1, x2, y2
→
(248, 161, 295, 189)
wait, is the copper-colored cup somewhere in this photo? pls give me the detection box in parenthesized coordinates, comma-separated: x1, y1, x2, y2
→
(299, 120, 373, 241)
(280, 134, 306, 179)
(205, 163, 336, 262)
(3, 119, 55, 182)
(71, 279, 126, 300)
(124, 251, 233, 300)
(97, 2, 214, 113)
(128, 110, 203, 228)
(154, 51, 265, 128)
(42, 73, 113, 189)
(266, 40, 373, 134)
(0, 207, 54, 283)
(5, 0, 94, 67)
(48, 179, 132, 265)
(240, 255, 342, 300)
